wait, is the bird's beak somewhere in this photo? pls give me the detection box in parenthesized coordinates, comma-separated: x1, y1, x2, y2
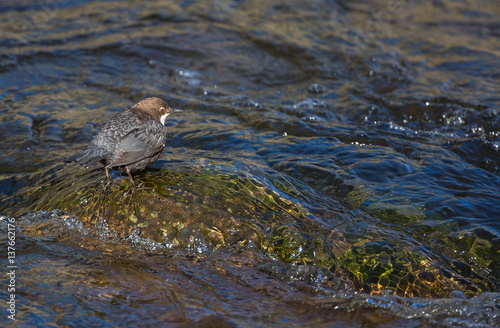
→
(172, 108, 183, 113)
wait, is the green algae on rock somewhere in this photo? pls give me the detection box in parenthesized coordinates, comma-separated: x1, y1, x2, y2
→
(3, 161, 498, 298)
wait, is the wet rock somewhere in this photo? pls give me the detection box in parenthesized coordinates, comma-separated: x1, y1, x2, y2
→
(449, 290, 466, 299)
(480, 108, 498, 120)
(308, 83, 327, 94)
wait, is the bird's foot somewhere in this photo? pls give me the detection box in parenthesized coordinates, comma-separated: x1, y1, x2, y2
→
(129, 181, 153, 191)
(101, 177, 122, 191)
(102, 179, 112, 190)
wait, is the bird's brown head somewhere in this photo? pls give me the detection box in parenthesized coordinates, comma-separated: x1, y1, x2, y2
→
(133, 97, 183, 125)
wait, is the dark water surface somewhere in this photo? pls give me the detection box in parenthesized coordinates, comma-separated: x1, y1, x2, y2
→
(1, 0, 500, 327)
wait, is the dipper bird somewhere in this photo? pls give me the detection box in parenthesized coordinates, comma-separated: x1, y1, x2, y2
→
(65, 97, 182, 186)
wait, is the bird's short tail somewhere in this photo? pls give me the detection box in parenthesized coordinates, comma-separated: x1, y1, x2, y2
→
(65, 146, 107, 167)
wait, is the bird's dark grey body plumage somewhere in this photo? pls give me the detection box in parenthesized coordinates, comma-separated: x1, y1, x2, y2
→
(66, 97, 181, 185)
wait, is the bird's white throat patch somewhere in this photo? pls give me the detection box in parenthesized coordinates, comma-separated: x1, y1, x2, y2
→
(160, 113, 170, 125)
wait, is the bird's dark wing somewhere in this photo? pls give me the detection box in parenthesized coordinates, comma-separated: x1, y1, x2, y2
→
(107, 120, 168, 168)
(65, 145, 109, 167)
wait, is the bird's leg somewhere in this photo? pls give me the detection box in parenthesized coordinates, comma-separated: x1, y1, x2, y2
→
(103, 167, 112, 189)
(125, 166, 135, 187)
(124, 167, 151, 191)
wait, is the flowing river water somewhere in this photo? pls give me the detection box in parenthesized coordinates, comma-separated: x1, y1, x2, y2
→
(0, 0, 499, 327)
